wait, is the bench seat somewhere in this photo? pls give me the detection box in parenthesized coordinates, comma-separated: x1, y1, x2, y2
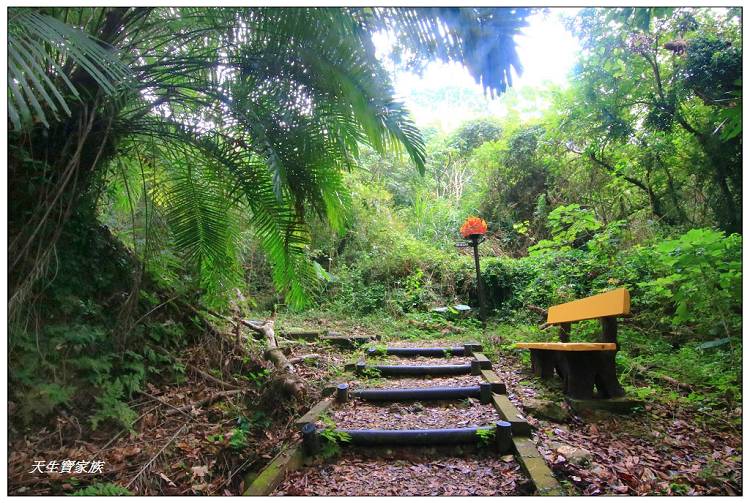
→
(514, 289, 630, 400)
(515, 342, 616, 351)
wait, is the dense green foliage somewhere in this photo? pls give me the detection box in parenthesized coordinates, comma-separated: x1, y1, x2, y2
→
(7, 6, 530, 432)
(9, 217, 191, 429)
(7, 6, 742, 440)
(297, 8, 742, 410)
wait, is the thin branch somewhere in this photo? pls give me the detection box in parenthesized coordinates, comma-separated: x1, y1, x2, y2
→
(126, 423, 188, 489)
(289, 353, 320, 364)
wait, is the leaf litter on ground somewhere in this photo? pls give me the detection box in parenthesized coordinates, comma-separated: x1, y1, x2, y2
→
(323, 398, 500, 430)
(272, 450, 531, 496)
(491, 351, 742, 495)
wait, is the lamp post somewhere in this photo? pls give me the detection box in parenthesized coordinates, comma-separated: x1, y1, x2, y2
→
(458, 217, 488, 326)
(469, 233, 487, 325)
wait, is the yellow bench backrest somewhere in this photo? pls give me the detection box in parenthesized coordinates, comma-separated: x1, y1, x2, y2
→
(547, 288, 630, 325)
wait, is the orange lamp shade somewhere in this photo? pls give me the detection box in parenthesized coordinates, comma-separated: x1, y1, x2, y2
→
(460, 217, 488, 238)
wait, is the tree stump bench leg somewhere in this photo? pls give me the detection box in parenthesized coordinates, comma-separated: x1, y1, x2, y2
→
(553, 352, 568, 380)
(557, 351, 626, 400)
(596, 317, 626, 399)
(558, 352, 596, 399)
(530, 350, 556, 379)
(593, 351, 626, 398)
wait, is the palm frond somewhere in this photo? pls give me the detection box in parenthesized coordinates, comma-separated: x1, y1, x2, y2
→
(11, 7, 531, 309)
(7, 8, 131, 129)
(364, 7, 531, 97)
(123, 118, 322, 308)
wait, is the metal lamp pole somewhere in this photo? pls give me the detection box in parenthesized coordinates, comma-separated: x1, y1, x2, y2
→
(469, 234, 487, 325)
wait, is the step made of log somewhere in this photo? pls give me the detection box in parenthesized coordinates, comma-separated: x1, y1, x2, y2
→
(356, 362, 472, 376)
(249, 336, 559, 496)
(310, 423, 512, 451)
(322, 335, 374, 348)
(281, 329, 326, 340)
(366, 346, 466, 357)
(350, 383, 504, 402)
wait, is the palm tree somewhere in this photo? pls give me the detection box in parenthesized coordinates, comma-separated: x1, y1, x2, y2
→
(8, 7, 530, 313)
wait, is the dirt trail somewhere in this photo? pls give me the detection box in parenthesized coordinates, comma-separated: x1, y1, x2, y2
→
(323, 399, 498, 430)
(266, 334, 743, 496)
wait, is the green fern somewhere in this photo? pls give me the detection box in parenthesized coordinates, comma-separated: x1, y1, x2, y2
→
(72, 483, 133, 496)
(90, 379, 138, 432)
(476, 427, 495, 447)
(319, 428, 352, 459)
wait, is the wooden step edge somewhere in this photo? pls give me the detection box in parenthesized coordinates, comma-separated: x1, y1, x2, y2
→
(463, 342, 483, 355)
(491, 394, 531, 437)
(472, 352, 493, 369)
(365, 346, 466, 357)
(480, 369, 507, 394)
(294, 396, 335, 429)
(512, 436, 564, 496)
(243, 441, 305, 495)
(515, 342, 617, 351)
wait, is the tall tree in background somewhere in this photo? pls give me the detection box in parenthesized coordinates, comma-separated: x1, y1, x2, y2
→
(557, 8, 741, 232)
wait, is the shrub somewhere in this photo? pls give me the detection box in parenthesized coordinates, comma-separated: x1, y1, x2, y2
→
(637, 228, 741, 339)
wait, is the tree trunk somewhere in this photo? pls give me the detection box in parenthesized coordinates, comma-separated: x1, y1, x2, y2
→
(243, 318, 305, 398)
(190, 303, 306, 398)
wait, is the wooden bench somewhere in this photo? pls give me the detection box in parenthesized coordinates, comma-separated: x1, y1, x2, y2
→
(515, 288, 630, 400)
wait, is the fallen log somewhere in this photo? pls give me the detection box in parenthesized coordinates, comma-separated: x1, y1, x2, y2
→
(527, 305, 552, 330)
(243, 317, 305, 398)
(630, 363, 694, 392)
(183, 296, 305, 398)
(527, 305, 548, 318)
(289, 353, 321, 364)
